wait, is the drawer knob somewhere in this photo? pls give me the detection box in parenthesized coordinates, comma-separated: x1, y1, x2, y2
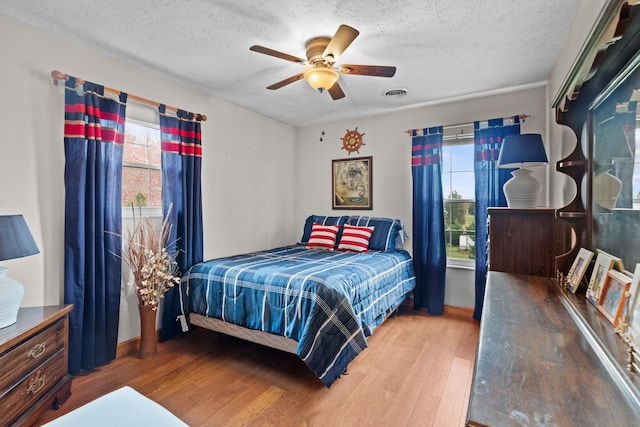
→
(26, 370, 47, 396)
(27, 342, 46, 359)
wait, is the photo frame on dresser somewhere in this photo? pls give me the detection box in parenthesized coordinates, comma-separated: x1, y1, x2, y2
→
(587, 252, 616, 305)
(597, 269, 632, 326)
(596, 249, 624, 273)
(566, 248, 594, 293)
(626, 264, 640, 345)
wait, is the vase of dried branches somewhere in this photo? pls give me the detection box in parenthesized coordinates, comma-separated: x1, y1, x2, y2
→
(138, 304, 158, 359)
(109, 204, 180, 360)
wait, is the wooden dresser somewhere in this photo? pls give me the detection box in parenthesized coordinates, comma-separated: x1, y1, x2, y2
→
(0, 305, 73, 426)
(488, 208, 570, 277)
(466, 272, 640, 426)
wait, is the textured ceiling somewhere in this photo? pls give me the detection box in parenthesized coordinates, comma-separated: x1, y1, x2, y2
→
(0, 0, 582, 127)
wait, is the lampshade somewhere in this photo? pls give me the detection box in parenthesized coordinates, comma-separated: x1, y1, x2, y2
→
(497, 133, 548, 168)
(0, 215, 40, 261)
(0, 215, 39, 328)
(497, 134, 548, 208)
(304, 67, 339, 92)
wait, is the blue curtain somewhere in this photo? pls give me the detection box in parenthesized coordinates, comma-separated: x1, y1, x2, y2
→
(159, 106, 204, 340)
(412, 127, 447, 314)
(473, 117, 520, 320)
(63, 78, 127, 374)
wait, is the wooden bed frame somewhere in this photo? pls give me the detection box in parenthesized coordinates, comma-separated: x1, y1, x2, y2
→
(190, 304, 403, 357)
(189, 313, 298, 354)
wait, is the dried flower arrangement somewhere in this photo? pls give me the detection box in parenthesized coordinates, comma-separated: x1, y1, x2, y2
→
(119, 206, 180, 310)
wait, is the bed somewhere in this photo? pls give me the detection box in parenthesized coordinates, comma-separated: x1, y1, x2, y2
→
(177, 215, 416, 387)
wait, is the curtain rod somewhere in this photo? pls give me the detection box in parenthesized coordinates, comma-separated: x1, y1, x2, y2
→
(405, 114, 529, 136)
(50, 70, 207, 121)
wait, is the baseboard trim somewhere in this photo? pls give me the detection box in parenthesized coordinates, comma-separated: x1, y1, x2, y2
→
(401, 295, 474, 318)
(116, 337, 140, 358)
(444, 305, 475, 318)
(116, 330, 162, 358)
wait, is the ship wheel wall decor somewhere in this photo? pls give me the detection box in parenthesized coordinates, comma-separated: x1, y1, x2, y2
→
(341, 128, 365, 155)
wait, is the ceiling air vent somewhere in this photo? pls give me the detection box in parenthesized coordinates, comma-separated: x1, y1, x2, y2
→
(383, 88, 407, 97)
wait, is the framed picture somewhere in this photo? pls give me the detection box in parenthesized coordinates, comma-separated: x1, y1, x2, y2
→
(586, 252, 615, 305)
(566, 248, 594, 293)
(595, 248, 624, 272)
(597, 269, 632, 326)
(332, 156, 372, 210)
(626, 264, 640, 345)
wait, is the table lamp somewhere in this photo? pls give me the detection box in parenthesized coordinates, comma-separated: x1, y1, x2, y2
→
(0, 215, 40, 328)
(497, 133, 548, 208)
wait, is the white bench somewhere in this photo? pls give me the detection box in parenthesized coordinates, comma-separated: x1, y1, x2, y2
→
(42, 386, 188, 426)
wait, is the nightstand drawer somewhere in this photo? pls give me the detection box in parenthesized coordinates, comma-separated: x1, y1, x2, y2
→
(0, 349, 67, 426)
(0, 317, 65, 393)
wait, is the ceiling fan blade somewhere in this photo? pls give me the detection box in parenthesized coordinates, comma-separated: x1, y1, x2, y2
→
(328, 82, 345, 100)
(250, 45, 306, 64)
(323, 25, 359, 60)
(340, 64, 396, 77)
(266, 73, 305, 90)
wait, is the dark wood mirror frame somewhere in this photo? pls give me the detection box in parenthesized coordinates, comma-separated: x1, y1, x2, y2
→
(553, 0, 640, 274)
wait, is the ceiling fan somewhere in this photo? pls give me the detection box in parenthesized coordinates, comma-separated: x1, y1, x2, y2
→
(250, 24, 396, 100)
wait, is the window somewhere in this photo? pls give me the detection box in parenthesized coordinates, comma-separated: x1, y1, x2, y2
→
(122, 119, 162, 216)
(442, 128, 475, 264)
(120, 118, 163, 311)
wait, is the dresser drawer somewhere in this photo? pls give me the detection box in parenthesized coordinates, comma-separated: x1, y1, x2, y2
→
(0, 318, 65, 394)
(0, 349, 67, 426)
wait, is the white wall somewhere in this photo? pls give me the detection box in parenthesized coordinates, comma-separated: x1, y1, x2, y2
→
(0, 15, 297, 342)
(295, 85, 548, 308)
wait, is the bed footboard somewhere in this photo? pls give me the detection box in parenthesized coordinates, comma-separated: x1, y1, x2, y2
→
(189, 313, 298, 354)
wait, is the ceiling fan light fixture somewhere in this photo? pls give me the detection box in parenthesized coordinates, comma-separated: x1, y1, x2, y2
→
(304, 67, 339, 92)
(251, 24, 395, 100)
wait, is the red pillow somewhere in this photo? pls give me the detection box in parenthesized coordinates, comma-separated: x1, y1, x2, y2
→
(306, 223, 340, 250)
(337, 224, 374, 252)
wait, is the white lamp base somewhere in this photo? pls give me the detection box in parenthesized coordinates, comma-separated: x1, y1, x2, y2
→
(503, 168, 541, 208)
(0, 266, 24, 328)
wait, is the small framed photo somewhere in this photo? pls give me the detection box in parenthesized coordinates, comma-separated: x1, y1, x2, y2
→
(626, 264, 640, 344)
(566, 248, 594, 293)
(596, 248, 624, 272)
(332, 156, 372, 210)
(628, 264, 640, 315)
(586, 252, 615, 305)
(597, 269, 632, 326)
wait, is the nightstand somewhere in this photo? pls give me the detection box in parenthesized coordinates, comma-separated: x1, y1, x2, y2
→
(0, 305, 73, 426)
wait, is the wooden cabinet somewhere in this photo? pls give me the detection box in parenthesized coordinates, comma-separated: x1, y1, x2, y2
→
(0, 305, 73, 426)
(466, 272, 640, 426)
(552, 1, 640, 274)
(488, 208, 570, 277)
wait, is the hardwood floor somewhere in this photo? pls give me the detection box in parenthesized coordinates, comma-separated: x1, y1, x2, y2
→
(35, 306, 479, 427)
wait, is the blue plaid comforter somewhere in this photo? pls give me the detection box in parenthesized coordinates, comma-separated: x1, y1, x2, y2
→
(181, 245, 415, 387)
